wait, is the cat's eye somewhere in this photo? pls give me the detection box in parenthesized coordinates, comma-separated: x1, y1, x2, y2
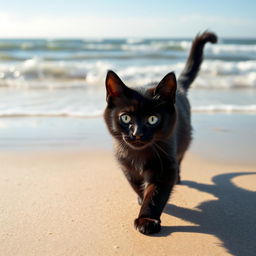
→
(120, 114, 131, 124)
(147, 115, 159, 125)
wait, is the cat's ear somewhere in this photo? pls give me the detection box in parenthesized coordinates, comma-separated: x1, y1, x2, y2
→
(155, 72, 177, 103)
(105, 70, 129, 102)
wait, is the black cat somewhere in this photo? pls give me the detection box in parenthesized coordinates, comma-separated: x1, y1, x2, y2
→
(104, 32, 217, 235)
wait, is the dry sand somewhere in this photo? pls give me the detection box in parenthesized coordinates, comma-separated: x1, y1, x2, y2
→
(0, 150, 255, 256)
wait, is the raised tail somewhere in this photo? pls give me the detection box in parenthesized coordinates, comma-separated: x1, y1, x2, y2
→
(177, 31, 217, 91)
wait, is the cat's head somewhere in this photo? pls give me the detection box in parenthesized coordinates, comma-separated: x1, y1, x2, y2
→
(104, 70, 177, 150)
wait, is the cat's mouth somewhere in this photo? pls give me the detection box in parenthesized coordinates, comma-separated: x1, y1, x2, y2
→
(123, 136, 151, 150)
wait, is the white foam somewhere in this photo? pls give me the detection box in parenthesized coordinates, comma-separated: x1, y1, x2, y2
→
(95, 40, 256, 56)
(202, 60, 256, 75)
(192, 105, 256, 113)
(118, 61, 256, 89)
(83, 43, 119, 50)
(0, 58, 113, 88)
(0, 109, 103, 118)
(1, 58, 256, 89)
(121, 40, 189, 52)
(208, 44, 256, 54)
(126, 38, 144, 44)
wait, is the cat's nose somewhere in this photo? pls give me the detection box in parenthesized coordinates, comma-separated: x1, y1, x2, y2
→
(132, 125, 143, 139)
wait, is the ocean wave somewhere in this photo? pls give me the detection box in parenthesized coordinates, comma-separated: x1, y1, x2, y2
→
(121, 41, 187, 52)
(0, 58, 113, 88)
(0, 38, 255, 59)
(0, 110, 102, 118)
(0, 53, 25, 61)
(126, 38, 145, 44)
(1, 39, 256, 63)
(208, 43, 256, 54)
(202, 60, 256, 75)
(0, 39, 187, 52)
(0, 58, 256, 89)
(117, 61, 256, 89)
(192, 104, 256, 113)
(0, 52, 180, 62)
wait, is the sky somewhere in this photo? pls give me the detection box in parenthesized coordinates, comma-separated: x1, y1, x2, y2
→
(0, 0, 255, 38)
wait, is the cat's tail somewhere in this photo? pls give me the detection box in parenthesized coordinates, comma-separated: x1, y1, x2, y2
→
(177, 31, 217, 91)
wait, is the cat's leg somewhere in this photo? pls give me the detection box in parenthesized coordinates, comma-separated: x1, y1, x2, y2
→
(124, 172, 144, 205)
(129, 182, 143, 205)
(134, 170, 177, 234)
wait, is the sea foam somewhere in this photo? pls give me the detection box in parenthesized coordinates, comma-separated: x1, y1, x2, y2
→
(1, 58, 256, 89)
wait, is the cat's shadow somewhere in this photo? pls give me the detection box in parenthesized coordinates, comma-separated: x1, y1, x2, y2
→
(158, 172, 256, 256)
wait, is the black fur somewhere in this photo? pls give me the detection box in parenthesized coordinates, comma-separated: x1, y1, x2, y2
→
(104, 32, 217, 235)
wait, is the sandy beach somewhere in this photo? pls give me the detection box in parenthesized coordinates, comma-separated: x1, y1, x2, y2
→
(0, 117, 255, 256)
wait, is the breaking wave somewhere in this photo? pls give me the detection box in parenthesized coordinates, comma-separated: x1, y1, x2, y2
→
(0, 58, 256, 89)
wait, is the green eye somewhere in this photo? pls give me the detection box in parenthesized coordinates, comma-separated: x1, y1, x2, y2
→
(120, 114, 131, 124)
(148, 115, 159, 125)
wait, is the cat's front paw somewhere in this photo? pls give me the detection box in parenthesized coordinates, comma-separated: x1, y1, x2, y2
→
(134, 217, 161, 235)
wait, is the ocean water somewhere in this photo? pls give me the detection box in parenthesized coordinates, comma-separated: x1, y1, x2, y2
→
(0, 37, 256, 118)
